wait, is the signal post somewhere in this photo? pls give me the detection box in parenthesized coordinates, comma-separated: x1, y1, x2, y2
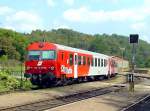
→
(128, 34, 139, 92)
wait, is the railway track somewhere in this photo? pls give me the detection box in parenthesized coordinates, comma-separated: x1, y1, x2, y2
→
(0, 84, 125, 111)
(121, 94, 150, 111)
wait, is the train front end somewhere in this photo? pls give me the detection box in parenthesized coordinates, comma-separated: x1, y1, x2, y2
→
(25, 42, 58, 86)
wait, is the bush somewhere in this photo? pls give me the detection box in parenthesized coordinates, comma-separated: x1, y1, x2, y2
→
(21, 80, 32, 90)
(0, 71, 20, 91)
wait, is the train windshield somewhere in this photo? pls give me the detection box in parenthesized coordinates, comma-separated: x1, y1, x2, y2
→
(28, 50, 56, 60)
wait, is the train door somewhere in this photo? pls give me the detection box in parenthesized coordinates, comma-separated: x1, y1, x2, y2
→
(108, 59, 112, 75)
(74, 53, 78, 78)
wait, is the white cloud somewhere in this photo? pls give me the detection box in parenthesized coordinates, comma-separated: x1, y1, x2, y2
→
(131, 22, 146, 31)
(0, 5, 45, 32)
(144, 0, 150, 5)
(64, 0, 74, 6)
(47, 0, 55, 7)
(63, 7, 146, 23)
(6, 11, 41, 24)
(0, 6, 14, 15)
(3, 23, 41, 32)
(3, 10, 44, 32)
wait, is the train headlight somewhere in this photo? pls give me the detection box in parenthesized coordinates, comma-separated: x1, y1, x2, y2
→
(50, 66, 55, 71)
(26, 66, 31, 70)
(42, 67, 47, 69)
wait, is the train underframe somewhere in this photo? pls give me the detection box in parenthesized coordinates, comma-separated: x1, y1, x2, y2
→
(28, 72, 117, 87)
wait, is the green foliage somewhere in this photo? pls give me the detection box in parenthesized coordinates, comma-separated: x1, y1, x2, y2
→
(145, 57, 150, 67)
(21, 80, 32, 90)
(0, 28, 28, 60)
(0, 55, 8, 62)
(0, 71, 32, 92)
(0, 71, 20, 92)
(0, 28, 150, 68)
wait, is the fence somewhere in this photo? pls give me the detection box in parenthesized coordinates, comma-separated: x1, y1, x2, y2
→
(0, 60, 25, 78)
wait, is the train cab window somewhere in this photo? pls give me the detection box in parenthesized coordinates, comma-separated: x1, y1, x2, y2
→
(69, 54, 73, 65)
(98, 59, 100, 67)
(78, 56, 81, 65)
(101, 59, 103, 67)
(40, 50, 56, 60)
(28, 50, 56, 60)
(87, 57, 90, 66)
(95, 58, 97, 67)
(83, 56, 86, 65)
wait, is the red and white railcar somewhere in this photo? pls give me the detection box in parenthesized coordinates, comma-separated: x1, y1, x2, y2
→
(25, 42, 118, 85)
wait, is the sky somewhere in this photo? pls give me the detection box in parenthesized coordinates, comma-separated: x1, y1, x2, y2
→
(0, 0, 150, 43)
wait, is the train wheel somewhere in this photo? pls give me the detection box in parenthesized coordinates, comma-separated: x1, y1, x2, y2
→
(67, 78, 74, 85)
(98, 76, 105, 80)
(77, 77, 82, 83)
(83, 77, 88, 82)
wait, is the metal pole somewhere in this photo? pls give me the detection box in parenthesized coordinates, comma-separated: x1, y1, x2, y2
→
(129, 43, 135, 92)
(132, 43, 135, 73)
(128, 34, 138, 92)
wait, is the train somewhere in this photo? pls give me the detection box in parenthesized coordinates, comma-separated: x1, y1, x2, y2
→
(24, 42, 129, 86)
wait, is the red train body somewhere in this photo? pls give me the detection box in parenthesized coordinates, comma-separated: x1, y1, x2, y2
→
(25, 42, 119, 86)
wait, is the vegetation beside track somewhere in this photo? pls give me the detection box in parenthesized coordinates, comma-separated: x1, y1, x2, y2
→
(0, 70, 32, 93)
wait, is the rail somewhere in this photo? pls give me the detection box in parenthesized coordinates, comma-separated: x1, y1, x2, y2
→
(0, 85, 125, 111)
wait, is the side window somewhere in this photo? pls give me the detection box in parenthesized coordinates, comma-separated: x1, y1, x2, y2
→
(91, 58, 94, 66)
(69, 54, 73, 65)
(78, 56, 81, 65)
(104, 59, 107, 67)
(83, 56, 86, 65)
(98, 59, 100, 67)
(101, 59, 103, 67)
(81, 56, 83, 65)
(75, 55, 77, 65)
(95, 58, 97, 67)
(87, 57, 90, 66)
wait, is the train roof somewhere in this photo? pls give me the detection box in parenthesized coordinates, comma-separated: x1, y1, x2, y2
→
(27, 42, 110, 58)
(55, 43, 109, 58)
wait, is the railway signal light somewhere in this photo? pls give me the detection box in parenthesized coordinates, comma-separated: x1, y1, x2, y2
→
(129, 34, 139, 44)
(128, 34, 139, 92)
